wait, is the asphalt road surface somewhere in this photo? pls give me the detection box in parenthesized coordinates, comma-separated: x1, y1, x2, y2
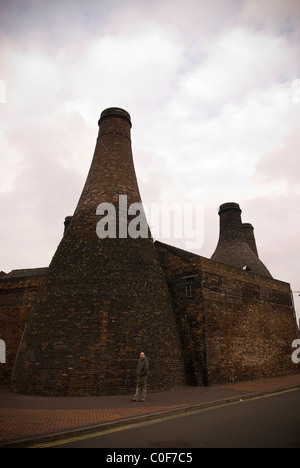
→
(34, 389, 300, 449)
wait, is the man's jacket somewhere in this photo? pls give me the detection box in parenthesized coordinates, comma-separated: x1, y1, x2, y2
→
(136, 357, 149, 378)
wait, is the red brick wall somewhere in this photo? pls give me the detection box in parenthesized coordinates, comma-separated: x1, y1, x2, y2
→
(155, 242, 207, 386)
(156, 242, 299, 386)
(201, 257, 298, 383)
(0, 275, 45, 384)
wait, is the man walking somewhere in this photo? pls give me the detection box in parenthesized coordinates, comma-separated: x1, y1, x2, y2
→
(132, 352, 149, 402)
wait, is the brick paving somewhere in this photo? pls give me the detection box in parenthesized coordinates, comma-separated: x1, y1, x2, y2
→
(0, 373, 299, 446)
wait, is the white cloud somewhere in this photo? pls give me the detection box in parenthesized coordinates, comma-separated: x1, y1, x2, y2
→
(3, 48, 60, 114)
(64, 25, 184, 120)
(179, 28, 292, 107)
(135, 77, 300, 209)
(255, 126, 300, 192)
(0, 112, 93, 269)
(1, 0, 300, 327)
(241, 0, 300, 34)
(0, 79, 6, 103)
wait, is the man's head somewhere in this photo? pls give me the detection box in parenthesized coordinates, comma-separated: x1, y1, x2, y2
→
(140, 352, 145, 359)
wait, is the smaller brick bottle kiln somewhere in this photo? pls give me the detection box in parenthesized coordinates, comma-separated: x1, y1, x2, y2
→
(211, 202, 272, 277)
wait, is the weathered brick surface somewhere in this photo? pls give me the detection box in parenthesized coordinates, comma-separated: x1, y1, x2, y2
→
(0, 272, 46, 384)
(211, 203, 272, 277)
(156, 241, 299, 386)
(201, 257, 298, 383)
(242, 223, 259, 257)
(10, 108, 186, 396)
(155, 242, 206, 387)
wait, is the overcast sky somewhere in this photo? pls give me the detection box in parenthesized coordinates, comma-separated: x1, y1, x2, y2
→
(0, 0, 299, 321)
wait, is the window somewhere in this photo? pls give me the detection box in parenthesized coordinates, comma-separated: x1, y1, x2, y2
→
(185, 277, 196, 298)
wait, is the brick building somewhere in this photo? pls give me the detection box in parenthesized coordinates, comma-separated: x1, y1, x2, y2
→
(0, 108, 299, 395)
(0, 268, 47, 384)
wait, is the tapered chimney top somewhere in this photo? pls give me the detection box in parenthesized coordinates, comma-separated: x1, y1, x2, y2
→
(63, 216, 73, 235)
(218, 202, 241, 214)
(242, 223, 259, 257)
(211, 202, 272, 278)
(98, 107, 132, 128)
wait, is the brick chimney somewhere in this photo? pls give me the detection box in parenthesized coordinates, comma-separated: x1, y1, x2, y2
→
(211, 202, 272, 277)
(11, 108, 185, 396)
(242, 223, 259, 257)
(63, 216, 73, 235)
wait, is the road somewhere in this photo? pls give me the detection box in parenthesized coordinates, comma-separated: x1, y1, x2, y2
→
(33, 389, 300, 449)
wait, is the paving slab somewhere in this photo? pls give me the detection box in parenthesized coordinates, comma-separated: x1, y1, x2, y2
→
(1, 373, 299, 447)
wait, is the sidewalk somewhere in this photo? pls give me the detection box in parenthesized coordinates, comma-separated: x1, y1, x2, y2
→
(1, 373, 300, 447)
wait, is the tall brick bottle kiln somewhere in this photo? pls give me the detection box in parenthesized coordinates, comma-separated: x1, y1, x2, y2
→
(11, 108, 185, 396)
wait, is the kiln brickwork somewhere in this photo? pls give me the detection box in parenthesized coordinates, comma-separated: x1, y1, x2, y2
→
(211, 202, 272, 277)
(155, 241, 298, 385)
(9, 108, 185, 396)
(242, 223, 259, 257)
(0, 107, 299, 393)
(0, 269, 47, 384)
